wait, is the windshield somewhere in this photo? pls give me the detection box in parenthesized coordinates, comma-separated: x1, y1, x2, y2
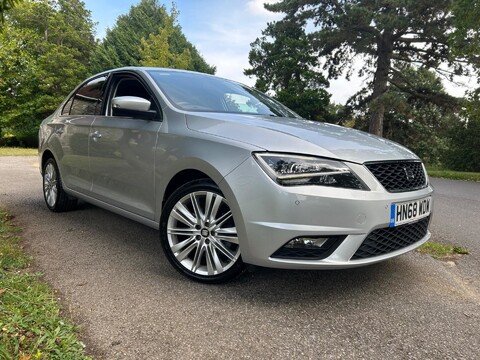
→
(147, 70, 301, 118)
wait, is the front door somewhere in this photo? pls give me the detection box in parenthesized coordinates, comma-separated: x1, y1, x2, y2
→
(89, 74, 162, 219)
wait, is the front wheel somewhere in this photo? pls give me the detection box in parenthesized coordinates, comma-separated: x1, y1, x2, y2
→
(160, 179, 245, 283)
(42, 158, 77, 212)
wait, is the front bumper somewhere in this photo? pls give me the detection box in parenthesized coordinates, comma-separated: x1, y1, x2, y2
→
(220, 157, 433, 269)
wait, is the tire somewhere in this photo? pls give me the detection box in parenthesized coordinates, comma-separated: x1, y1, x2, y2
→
(160, 179, 245, 283)
(42, 158, 77, 212)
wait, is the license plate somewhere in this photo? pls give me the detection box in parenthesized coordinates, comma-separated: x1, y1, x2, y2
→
(390, 196, 431, 227)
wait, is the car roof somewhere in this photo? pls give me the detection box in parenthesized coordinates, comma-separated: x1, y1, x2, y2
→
(97, 66, 214, 78)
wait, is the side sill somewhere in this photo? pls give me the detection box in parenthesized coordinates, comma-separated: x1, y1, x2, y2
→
(66, 188, 160, 230)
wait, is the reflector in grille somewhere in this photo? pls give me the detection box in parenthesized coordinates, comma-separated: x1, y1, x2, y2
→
(351, 216, 430, 260)
(365, 161, 427, 192)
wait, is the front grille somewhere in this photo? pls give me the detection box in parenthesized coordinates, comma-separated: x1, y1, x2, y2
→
(351, 216, 430, 260)
(365, 161, 427, 192)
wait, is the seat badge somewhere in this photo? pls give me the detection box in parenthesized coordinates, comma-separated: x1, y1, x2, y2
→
(404, 167, 415, 181)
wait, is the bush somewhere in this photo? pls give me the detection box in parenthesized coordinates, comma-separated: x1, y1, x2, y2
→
(1, 131, 38, 148)
(442, 104, 480, 172)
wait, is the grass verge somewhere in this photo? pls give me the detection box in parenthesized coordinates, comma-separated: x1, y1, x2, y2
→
(0, 148, 37, 156)
(0, 209, 91, 359)
(426, 167, 480, 182)
(417, 240, 469, 260)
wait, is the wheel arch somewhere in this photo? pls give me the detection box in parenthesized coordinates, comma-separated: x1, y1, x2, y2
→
(156, 154, 232, 218)
(40, 149, 55, 174)
(162, 169, 213, 208)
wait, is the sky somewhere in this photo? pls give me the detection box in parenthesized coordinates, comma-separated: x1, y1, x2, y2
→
(82, 0, 476, 104)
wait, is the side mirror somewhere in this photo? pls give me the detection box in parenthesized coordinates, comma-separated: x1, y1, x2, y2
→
(111, 96, 158, 120)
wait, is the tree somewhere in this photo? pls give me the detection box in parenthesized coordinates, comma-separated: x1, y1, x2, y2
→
(139, 9, 192, 69)
(383, 67, 458, 166)
(0, 0, 20, 22)
(259, 0, 480, 136)
(90, 0, 215, 74)
(443, 92, 480, 172)
(444, 0, 480, 171)
(450, 0, 480, 73)
(245, 15, 330, 120)
(343, 66, 460, 165)
(0, 0, 95, 146)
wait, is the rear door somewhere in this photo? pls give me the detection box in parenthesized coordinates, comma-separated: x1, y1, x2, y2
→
(57, 76, 107, 194)
(89, 72, 162, 219)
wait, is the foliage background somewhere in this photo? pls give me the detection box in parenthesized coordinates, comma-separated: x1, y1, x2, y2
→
(245, 0, 480, 171)
(1, 0, 479, 171)
(0, 0, 214, 147)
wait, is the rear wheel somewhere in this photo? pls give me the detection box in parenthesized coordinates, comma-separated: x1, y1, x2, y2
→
(43, 158, 77, 212)
(160, 179, 244, 283)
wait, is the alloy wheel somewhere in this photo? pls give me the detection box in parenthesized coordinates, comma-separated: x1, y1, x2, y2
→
(166, 190, 240, 276)
(44, 162, 58, 208)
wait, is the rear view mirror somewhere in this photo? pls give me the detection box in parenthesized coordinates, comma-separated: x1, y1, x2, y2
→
(111, 96, 158, 120)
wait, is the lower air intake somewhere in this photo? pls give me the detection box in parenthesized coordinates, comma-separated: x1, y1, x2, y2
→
(351, 216, 430, 260)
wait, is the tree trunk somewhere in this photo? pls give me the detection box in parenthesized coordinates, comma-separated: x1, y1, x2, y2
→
(369, 32, 394, 136)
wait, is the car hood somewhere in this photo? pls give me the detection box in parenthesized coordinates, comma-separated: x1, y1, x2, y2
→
(186, 113, 418, 164)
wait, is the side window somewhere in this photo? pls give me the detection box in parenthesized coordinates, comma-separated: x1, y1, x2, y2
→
(109, 76, 159, 118)
(62, 76, 107, 116)
(114, 78, 151, 100)
(61, 97, 74, 115)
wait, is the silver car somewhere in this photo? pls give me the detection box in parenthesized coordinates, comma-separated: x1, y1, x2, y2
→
(39, 67, 433, 283)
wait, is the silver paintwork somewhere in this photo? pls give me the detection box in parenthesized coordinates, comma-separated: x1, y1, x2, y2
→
(166, 191, 240, 276)
(185, 113, 417, 163)
(112, 96, 151, 112)
(39, 67, 434, 271)
(220, 157, 433, 268)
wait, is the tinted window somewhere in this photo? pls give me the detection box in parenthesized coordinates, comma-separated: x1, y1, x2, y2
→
(114, 78, 151, 100)
(109, 76, 159, 118)
(148, 70, 300, 118)
(63, 76, 107, 116)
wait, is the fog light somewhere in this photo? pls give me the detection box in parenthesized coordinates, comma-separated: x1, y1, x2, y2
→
(271, 235, 347, 260)
(284, 237, 329, 249)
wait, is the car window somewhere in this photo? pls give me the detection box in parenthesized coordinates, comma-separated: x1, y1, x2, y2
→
(114, 78, 151, 100)
(224, 93, 270, 113)
(62, 76, 107, 116)
(108, 76, 159, 117)
(148, 70, 301, 118)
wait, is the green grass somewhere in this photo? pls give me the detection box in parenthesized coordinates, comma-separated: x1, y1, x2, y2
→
(0, 209, 91, 359)
(417, 240, 469, 259)
(0, 147, 37, 156)
(426, 167, 480, 182)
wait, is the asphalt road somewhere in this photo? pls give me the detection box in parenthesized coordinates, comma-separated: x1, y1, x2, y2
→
(1, 156, 479, 359)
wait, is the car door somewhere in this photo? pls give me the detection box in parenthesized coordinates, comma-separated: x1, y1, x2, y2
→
(88, 72, 162, 219)
(56, 75, 107, 194)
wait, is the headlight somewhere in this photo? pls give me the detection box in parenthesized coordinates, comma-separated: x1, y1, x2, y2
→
(254, 153, 368, 190)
